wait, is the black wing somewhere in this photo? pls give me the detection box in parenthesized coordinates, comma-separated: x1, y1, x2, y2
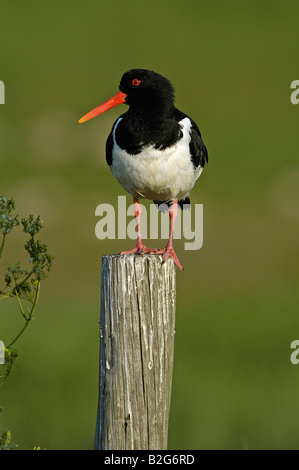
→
(188, 118, 208, 169)
(172, 108, 208, 210)
(173, 108, 208, 170)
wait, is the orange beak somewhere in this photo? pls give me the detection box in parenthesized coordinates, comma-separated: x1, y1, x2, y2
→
(78, 90, 127, 123)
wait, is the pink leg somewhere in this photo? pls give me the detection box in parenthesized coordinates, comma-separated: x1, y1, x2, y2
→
(156, 200, 183, 271)
(121, 197, 158, 255)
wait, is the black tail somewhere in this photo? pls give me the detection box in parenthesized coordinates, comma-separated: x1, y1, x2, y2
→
(154, 197, 191, 212)
(178, 197, 191, 210)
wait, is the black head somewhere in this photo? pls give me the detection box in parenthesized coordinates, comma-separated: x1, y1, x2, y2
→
(119, 69, 175, 114)
(79, 69, 175, 124)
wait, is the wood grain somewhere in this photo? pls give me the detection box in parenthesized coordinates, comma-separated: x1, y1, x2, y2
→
(94, 254, 176, 450)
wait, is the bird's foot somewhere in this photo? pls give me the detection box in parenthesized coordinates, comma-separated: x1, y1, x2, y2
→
(156, 245, 184, 271)
(121, 241, 158, 255)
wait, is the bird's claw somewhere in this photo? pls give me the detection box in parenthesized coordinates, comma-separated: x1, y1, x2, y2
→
(121, 243, 158, 255)
(156, 246, 183, 271)
(121, 241, 183, 271)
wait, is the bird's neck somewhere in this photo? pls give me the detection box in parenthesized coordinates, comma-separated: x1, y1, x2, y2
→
(115, 104, 180, 155)
(128, 101, 174, 123)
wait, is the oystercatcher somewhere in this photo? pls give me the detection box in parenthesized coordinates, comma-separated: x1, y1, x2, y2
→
(79, 69, 208, 270)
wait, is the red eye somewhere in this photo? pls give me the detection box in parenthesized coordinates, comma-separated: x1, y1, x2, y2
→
(132, 79, 141, 86)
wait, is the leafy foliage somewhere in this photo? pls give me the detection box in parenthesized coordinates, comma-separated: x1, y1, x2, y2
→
(0, 429, 17, 450)
(0, 196, 54, 450)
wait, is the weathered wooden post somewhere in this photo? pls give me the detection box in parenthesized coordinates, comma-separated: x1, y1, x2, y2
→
(94, 253, 176, 450)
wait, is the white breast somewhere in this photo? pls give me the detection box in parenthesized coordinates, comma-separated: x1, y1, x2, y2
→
(110, 117, 202, 202)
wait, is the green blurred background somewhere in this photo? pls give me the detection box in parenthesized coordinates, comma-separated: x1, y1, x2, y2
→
(1, 0, 299, 450)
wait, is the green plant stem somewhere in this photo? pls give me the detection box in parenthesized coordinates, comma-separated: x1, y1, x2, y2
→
(30, 281, 41, 319)
(0, 269, 34, 303)
(7, 282, 40, 348)
(0, 235, 5, 259)
(0, 293, 12, 301)
(7, 320, 30, 348)
(15, 288, 27, 320)
(20, 269, 34, 285)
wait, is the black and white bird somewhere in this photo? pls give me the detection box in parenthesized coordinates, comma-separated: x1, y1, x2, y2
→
(79, 69, 208, 270)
